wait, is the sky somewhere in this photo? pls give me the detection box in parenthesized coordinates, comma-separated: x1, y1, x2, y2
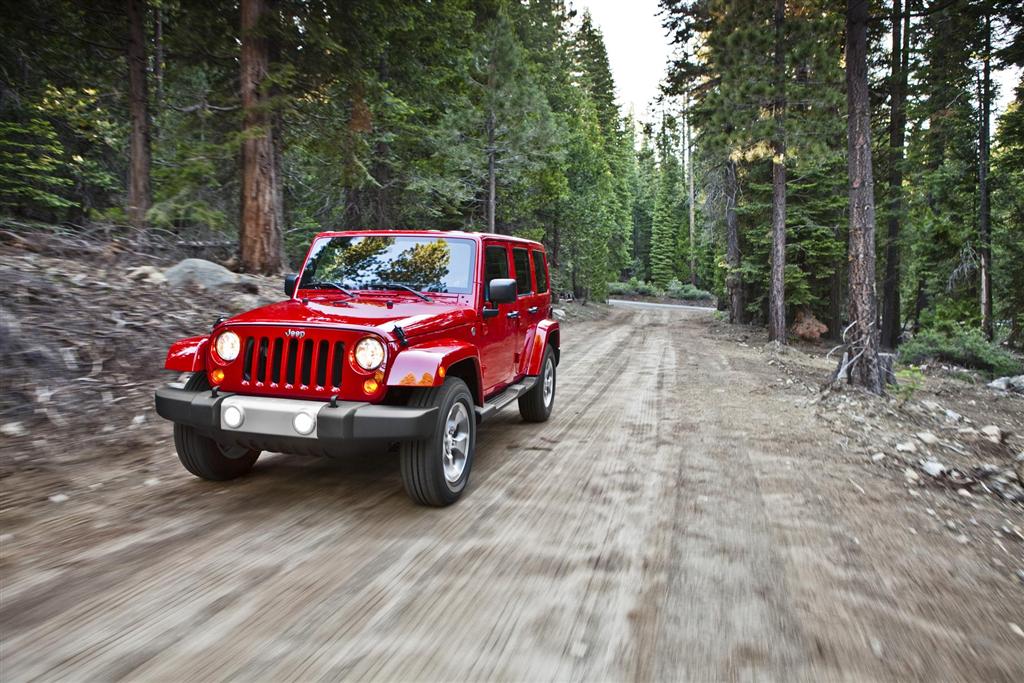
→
(576, 1, 1020, 127)
(576, 0, 671, 123)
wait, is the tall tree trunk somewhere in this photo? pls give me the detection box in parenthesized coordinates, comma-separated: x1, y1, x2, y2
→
(768, 0, 787, 343)
(881, 0, 909, 349)
(126, 0, 151, 228)
(487, 109, 496, 234)
(843, 0, 882, 393)
(979, 11, 993, 341)
(239, 0, 283, 274)
(685, 93, 696, 285)
(154, 5, 164, 113)
(725, 158, 744, 324)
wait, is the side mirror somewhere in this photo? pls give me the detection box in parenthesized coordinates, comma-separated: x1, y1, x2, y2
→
(488, 278, 517, 305)
(284, 273, 298, 297)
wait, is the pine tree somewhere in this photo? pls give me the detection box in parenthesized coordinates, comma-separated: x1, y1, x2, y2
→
(650, 124, 682, 288)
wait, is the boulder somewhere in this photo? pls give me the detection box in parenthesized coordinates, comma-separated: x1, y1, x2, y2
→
(165, 258, 240, 289)
(126, 265, 167, 285)
(988, 375, 1024, 393)
(790, 307, 828, 342)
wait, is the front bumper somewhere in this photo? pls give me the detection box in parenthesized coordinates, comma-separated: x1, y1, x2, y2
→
(155, 384, 437, 454)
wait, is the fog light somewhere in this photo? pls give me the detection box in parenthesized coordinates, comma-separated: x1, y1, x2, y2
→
(363, 378, 379, 394)
(223, 405, 244, 428)
(292, 412, 316, 435)
(211, 368, 225, 385)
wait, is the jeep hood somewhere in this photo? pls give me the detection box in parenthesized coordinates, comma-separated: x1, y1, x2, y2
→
(224, 297, 475, 339)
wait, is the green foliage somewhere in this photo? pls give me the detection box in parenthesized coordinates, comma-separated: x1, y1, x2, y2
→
(891, 366, 925, 403)
(666, 278, 714, 301)
(899, 328, 1022, 378)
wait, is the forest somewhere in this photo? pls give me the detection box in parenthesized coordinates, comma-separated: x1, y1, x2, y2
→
(1, 0, 1022, 380)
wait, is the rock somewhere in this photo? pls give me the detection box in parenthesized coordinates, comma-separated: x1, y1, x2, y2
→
(904, 468, 920, 482)
(132, 414, 146, 425)
(1010, 622, 1024, 639)
(955, 534, 970, 545)
(790, 307, 828, 342)
(1, 422, 26, 438)
(896, 441, 917, 453)
(957, 488, 972, 498)
(144, 478, 159, 486)
(944, 409, 963, 423)
(1016, 570, 1024, 586)
(921, 400, 943, 413)
(988, 375, 1024, 393)
(48, 493, 68, 503)
(229, 294, 263, 313)
(126, 265, 167, 285)
(916, 431, 939, 445)
(920, 460, 946, 478)
(165, 258, 240, 289)
(552, 308, 566, 320)
(980, 425, 1004, 444)
(871, 452, 886, 462)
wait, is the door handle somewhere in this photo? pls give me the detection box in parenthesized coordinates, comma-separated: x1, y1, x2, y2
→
(527, 306, 539, 314)
(507, 311, 520, 319)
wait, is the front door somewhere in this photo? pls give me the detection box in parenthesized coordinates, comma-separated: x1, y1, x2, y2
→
(478, 243, 517, 394)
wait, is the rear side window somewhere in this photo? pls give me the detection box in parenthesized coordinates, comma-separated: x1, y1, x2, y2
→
(512, 248, 533, 294)
(532, 250, 548, 293)
(484, 245, 509, 299)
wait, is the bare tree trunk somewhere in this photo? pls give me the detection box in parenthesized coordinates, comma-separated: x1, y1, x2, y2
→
(768, 0, 787, 343)
(843, 0, 882, 394)
(725, 159, 744, 324)
(239, 0, 283, 274)
(126, 0, 151, 228)
(881, 0, 909, 350)
(487, 109, 496, 234)
(685, 92, 696, 285)
(979, 12, 993, 341)
(154, 6, 164, 113)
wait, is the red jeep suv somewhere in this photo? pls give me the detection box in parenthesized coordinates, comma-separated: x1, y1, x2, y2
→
(155, 231, 560, 506)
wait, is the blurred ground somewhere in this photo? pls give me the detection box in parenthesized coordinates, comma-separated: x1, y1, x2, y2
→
(1, 244, 1023, 681)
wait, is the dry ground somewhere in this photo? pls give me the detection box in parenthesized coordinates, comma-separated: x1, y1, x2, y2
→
(2, 297, 1023, 681)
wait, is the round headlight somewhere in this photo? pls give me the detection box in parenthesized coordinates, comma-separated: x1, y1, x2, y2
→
(354, 337, 385, 370)
(215, 330, 240, 362)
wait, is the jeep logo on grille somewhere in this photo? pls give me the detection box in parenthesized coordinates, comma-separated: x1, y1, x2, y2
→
(285, 329, 305, 338)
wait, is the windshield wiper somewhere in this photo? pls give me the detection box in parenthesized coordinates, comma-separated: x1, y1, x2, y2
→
(306, 280, 355, 297)
(367, 282, 432, 302)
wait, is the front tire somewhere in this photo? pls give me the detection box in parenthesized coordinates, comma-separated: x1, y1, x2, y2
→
(173, 372, 260, 481)
(518, 346, 556, 422)
(400, 378, 476, 506)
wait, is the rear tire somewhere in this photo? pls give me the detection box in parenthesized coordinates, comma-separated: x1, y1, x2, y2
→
(173, 372, 260, 481)
(400, 378, 476, 506)
(518, 346, 556, 423)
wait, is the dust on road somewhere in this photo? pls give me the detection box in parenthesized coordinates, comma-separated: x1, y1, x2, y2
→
(2, 305, 1022, 681)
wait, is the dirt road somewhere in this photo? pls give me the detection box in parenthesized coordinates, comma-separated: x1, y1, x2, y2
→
(2, 304, 1022, 681)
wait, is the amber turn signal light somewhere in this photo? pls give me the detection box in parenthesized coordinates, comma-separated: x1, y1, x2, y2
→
(363, 378, 379, 394)
(211, 368, 225, 384)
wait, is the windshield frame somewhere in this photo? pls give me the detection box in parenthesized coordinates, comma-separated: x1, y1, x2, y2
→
(295, 234, 478, 297)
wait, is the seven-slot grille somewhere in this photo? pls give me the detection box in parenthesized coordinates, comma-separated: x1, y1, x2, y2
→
(238, 330, 345, 393)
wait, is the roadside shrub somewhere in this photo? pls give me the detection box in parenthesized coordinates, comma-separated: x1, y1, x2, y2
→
(633, 280, 663, 297)
(666, 278, 714, 301)
(899, 328, 1022, 378)
(607, 281, 631, 295)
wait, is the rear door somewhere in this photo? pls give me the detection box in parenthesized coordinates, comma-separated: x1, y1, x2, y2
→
(478, 242, 517, 393)
(510, 246, 539, 376)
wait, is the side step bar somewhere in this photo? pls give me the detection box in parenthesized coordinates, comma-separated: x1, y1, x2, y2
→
(475, 375, 538, 422)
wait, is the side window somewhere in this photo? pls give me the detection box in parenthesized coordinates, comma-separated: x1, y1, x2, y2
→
(512, 248, 533, 294)
(484, 245, 509, 300)
(532, 250, 548, 293)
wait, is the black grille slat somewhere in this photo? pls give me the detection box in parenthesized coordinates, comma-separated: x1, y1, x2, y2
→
(242, 337, 255, 381)
(300, 339, 314, 386)
(332, 342, 344, 388)
(256, 337, 269, 383)
(271, 338, 283, 385)
(285, 338, 298, 385)
(315, 340, 329, 387)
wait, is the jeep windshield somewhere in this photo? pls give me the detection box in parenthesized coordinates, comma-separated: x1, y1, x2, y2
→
(298, 235, 476, 295)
